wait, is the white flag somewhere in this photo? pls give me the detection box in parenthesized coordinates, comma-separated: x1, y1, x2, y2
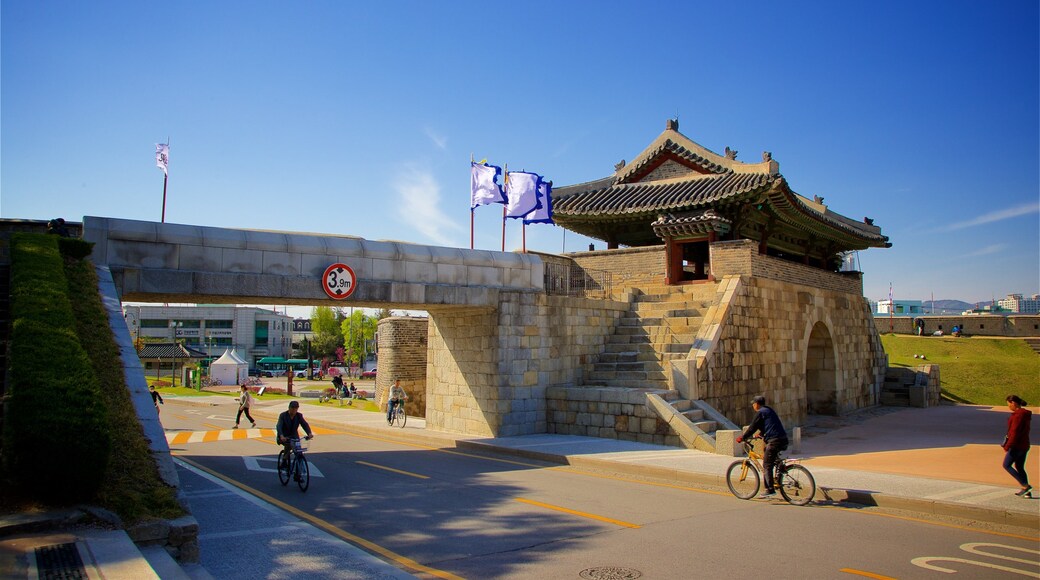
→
(524, 179, 553, 224)
(470, 162, 505, 208)
(155, 143, 169, 175)
(505, 171, 541, 218)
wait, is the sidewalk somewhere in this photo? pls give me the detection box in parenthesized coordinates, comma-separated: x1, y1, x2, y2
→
(233, 395, 1039, 530)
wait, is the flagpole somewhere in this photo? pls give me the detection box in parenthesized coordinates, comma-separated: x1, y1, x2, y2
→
(522, 220, 526, 253)
(161, 172, 168, 223)
(470, 154, 475, 250)
(502, 165, 508, 252)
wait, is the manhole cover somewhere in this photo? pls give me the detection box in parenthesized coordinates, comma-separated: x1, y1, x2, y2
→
(579, 567, 642, 580)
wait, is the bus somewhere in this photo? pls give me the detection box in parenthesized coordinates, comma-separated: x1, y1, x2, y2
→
(256, 357, 316, 377)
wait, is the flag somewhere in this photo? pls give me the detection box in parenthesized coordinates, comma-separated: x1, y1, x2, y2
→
(471, 162, 505, 208)
(524, 179, 553, 224)
(156, 143, 169, 175)
(505, 171, 541, 218)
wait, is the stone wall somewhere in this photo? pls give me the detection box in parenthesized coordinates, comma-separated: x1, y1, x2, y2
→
(426, 294, 628, 437)
(567, 246, 667, 295)
(375, 316, 428, 418)
(688, 273, 887, 429)
(546, 386, 678, 446)
(711, 239, 863, 294)
(873, 314, 1040, 337)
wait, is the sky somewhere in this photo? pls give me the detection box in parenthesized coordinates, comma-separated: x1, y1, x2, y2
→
(2, 0, 1038, 311)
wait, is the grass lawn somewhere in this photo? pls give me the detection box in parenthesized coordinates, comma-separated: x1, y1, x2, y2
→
(880, 334, 1040, 406)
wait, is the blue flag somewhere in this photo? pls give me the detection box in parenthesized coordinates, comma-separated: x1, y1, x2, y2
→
(471, 162, 506, 209)
(505, 171, 541, 218)
(524, 179, 553, 224)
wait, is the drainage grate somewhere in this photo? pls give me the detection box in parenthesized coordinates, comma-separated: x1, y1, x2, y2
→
(34, 542, 88, 580)
(579, 567, 643, 580)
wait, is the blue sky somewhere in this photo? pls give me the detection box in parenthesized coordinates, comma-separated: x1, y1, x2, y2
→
(3, 1, 1037, 307)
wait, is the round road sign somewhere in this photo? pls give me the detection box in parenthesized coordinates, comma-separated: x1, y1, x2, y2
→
(322, 263, 357, 300)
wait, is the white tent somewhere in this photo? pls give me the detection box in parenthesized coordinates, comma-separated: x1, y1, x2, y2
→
(210, 349, 248, 386)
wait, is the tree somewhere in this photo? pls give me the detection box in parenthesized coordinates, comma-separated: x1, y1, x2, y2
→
(341, 310, 378, 365)
(310, 306, 344, 358)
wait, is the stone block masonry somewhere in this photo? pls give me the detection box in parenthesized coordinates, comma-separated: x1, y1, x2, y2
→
(426, 294, 628, 437)
(376, 316, 429, 418)
(546, 386, 679, 445)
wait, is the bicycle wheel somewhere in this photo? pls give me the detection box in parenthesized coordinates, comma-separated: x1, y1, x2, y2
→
(277, 450, 291, 486)
(295, 455, 310, 492)
(726, 460, 760, 500)
(778, 464, 816, 506)
(397, 407, 407, 428)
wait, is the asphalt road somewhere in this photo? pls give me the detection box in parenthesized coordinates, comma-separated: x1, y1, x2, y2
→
(163, 400, 1040, 579)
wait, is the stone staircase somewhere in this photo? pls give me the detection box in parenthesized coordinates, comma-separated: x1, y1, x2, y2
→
(1024, 337, 1040, 355)
(585, 283, 725, 444)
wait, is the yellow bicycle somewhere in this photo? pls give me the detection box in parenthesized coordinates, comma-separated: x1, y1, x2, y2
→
(726, 437, 816, 505)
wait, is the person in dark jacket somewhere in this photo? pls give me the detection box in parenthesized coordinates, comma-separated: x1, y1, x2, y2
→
(276, 401, 314, 465)
(736, 395, 789, 499)
(1002, 394, 1032, 498)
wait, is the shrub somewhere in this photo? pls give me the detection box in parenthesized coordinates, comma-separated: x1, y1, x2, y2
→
(2, 234, 110, 501)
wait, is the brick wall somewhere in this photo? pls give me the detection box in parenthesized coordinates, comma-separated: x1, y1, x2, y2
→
(568, 246, 667, 293)
(711, 239, 863, 294)
(642, 160, 697, 182)
(376, 316, 429, 417)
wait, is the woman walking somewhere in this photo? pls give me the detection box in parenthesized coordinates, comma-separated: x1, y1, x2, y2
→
(1002, 394, 1032, 498)
(235, 384, 257, 429)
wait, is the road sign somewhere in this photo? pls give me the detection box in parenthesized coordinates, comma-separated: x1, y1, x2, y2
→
(322, 263, 357, 300)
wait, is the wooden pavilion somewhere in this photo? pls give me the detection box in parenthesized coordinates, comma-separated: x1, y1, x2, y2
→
(552, 119, 890, 284)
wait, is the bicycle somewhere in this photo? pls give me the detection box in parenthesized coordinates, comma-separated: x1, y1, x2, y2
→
(387, 400, 407, 428)
(726, 436, 816, 506)
(277, 436, 313, 492)
(246, 376, 264, 386)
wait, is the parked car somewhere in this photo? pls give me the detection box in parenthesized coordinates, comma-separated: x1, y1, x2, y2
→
(360, 367, 377, 379)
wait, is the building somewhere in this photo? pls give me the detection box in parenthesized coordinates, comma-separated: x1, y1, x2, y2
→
(875, 299, 925, 316)
(998, 294, 1040, 314)
(552, 118, 890, 285)
(123, 305, 294, 367)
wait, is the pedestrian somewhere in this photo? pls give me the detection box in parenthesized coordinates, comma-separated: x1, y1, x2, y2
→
(234, 384, 257, 429)
(150, 385, 164, 414)
(736, 395, 789, 499)
(1002, 394, 1032, 498)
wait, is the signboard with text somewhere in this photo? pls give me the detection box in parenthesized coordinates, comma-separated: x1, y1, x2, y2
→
(322, 263, 357, 300)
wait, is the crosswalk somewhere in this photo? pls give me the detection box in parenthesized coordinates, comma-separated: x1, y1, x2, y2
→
(166, 428, 276, 445)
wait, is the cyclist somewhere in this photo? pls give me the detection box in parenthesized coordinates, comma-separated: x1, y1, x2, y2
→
(386, 378, 407, 422)
(736, 395, 788, 499)
(276, 401, 314, 467)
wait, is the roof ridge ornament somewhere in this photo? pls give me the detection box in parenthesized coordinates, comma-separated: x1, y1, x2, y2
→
(614, 159, 626, 171)
(725, 146, 738, 160)
(666, 118, 679, 131)
(763, 151, 772, 162)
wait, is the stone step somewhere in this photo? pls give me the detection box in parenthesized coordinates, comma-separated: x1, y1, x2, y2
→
(597, 352, 640, 364)
(682, 408, 705, 422)
(589, 369, 667, 382)
(607, 334, 651, 345)
(692, 419, 717, 433)
(593, 361, 652, 372)
(603, 343, 656, 354)
(670, 399, 693, 412)
(589, 378, 670, 389)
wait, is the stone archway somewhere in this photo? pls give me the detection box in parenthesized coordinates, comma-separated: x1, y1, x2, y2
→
(805, 321, 838, 415)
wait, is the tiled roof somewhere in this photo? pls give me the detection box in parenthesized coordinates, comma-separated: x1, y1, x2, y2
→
(652, 209, 732, 238)
(138, 343, 209, 359)
(614, 139, 730, 181)
(554, 172, 774, 219)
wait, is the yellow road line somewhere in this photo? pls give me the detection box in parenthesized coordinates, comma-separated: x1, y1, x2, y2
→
(176, 457, 463, 580)
(840, 568, 898, 579)
(202, 422, 225, 431)
(356, 461, 429, 479)
(514, 498, 641, 529)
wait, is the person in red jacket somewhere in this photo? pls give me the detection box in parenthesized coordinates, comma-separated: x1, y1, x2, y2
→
(1002, 394, 1032, 498)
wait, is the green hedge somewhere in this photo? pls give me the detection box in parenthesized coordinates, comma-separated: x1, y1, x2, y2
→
(3, 234, 110, 501)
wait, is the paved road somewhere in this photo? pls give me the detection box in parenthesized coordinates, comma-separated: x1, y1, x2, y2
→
(164, 398, 1040, 579)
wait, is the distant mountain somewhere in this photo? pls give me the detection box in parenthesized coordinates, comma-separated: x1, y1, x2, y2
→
(923, 300, 974, 313)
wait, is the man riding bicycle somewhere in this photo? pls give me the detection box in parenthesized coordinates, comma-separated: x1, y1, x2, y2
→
(736, 395, 788, 499)
(386, 378, 407, 422)
(276, 401, 314, 466)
